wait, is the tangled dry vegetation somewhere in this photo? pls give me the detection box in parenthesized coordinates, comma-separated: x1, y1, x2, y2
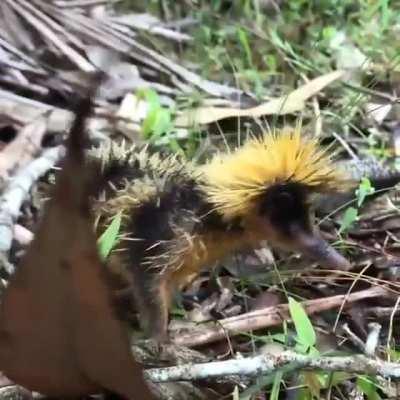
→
(1, 1, 400, 399)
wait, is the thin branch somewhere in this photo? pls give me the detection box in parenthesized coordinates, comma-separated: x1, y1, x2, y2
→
(146, 350, 400, 383)
(365, 322, 381, 356)
(171, 286, 392, 347)
(0, 146, 64, 253)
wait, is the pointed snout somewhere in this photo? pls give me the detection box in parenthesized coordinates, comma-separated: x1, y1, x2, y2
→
(293, 228, 351, 271)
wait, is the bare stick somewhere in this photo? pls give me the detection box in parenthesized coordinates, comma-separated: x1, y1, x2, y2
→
(171, 286, 391, 347)
(146, 350, 400, 383)
(0, 146, 64, 253)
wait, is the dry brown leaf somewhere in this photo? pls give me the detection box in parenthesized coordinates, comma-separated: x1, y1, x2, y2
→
(174, 70, 345, 127)
(0, 85, 154, 399)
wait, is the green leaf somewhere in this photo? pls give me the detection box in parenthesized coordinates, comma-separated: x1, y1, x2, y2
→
(356, 376, 381, 400)
(288, 297, 316, 351)
(166, 137, 184, 154)
(269, 333, 288, 344)
(139, 88, 160, 108)
(315, 371, 329, 388)
(308, 346, 320, 357)
(387, 348, 400, 362)
(269, 370, 282, 400)
(97, 212, 122, 261)
(329, 371, 351, 386)
(152, 108, 172, 138)
(170, 307, 186, 317)
(339, 207, 358, 233)
(356, 177, 375, 207)
(137, 89, 172, 139)
(237, 27, 253, 68)
(264, 54, 277, 72)
(322, 26, 337, 41)
(139, 89, 160, 138)
(296, 387, 313, 400)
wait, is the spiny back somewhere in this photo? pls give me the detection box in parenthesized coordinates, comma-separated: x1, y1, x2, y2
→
(200, 125, 349, 220)
(92, 143, 201, 224)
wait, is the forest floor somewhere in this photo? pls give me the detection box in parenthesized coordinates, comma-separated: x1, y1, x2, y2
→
(1, 1, 400, 399)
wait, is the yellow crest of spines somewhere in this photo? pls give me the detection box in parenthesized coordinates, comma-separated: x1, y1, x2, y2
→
(200, 125, 348, 219)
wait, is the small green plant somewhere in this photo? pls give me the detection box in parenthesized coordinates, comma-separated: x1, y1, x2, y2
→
(97, 212, 122, 261)
(287, 298, 352, 399)
(137, 88, 173, 139)
(339, 177, 375, 233)
(356, 176, 375, 206)
(339, 206, 359, 234)
(242, 301, 354, 399)
(356, 375, 382, 400)
(269, 370, 283, 400)
(237, 27, 253, 69)
(288, 297, 317, 355)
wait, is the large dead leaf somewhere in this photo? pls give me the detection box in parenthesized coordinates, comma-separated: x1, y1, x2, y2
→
(0, 85, 154, 399)
(174, 70, 345, 127)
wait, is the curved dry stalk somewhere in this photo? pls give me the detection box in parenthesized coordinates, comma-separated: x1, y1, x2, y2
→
(171, 286, 392, 347)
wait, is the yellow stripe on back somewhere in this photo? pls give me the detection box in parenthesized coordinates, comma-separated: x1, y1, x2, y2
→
(200, 125, 348, 219)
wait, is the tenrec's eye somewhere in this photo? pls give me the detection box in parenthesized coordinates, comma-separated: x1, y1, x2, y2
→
(275, 191, 294, 208)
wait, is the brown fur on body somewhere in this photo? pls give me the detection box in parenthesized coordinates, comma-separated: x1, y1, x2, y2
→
(94, 127, 351, 341)
(93, 145, 216, 339)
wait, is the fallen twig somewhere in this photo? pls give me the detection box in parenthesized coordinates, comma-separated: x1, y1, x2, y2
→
(0, 117, 47, 181)
(6, 0, 95, 73)
(365, 322, 382, 356)
(0, 146, 64, 253)
(171, 286, 391, 347)
(146, 350, 400, 382)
